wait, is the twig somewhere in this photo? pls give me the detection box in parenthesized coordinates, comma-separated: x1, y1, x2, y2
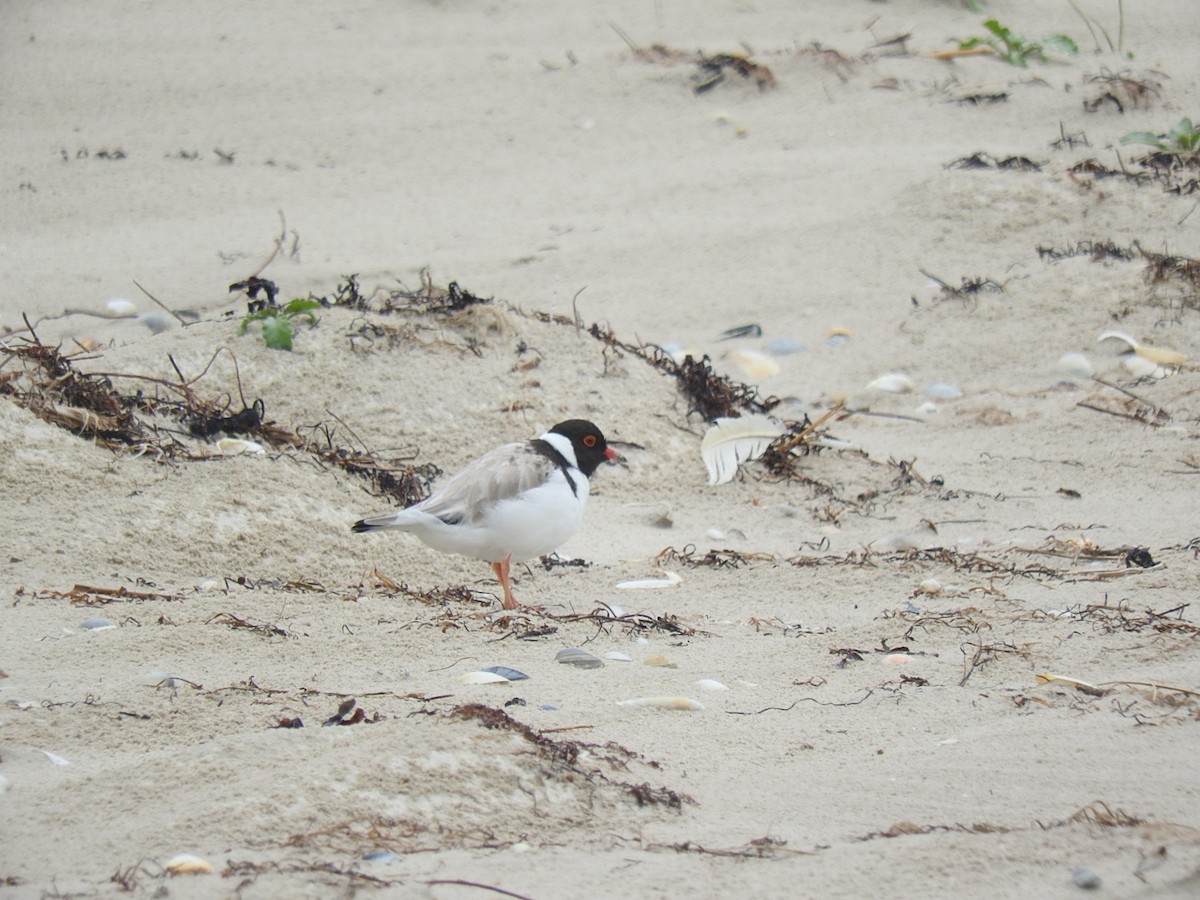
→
(132, 279, 191, 328)
(424, 880, 535, 900)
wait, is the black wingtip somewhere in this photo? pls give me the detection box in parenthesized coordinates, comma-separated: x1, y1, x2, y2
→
(351, 520, 373, 533)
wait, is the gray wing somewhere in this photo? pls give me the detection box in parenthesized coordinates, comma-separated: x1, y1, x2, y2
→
(416, 441, 558, 526)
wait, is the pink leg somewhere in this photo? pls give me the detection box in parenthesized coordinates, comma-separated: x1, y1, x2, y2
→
(492, 557, 519, 610)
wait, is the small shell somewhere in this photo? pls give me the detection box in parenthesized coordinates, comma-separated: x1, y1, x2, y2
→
(481, 665, 529, 681)
(766, 336, 804, 356)
(164, 854, 214, 876)
(106, 298, 138, 317)
(617, 696, 703, 711)
(604, 651, 633, 662)
(824, 327, 852, 346)
(725, 350, 780, 380)
(695, 679, 729, 691)
(217, 438, 266, 455)
(457, 670, 511, 685)
(555, 648, 605, 669)
(1121, 354, 1166, 379)
(915, 578, 942, 596)
(616, 571, 682, 590)
(1058, 352, 1095, 379)
(866, 373, 915, 393)
(80, 617, 116, 631)
(642, 654, 677, 668)
(914, 401, 939, 416)
(921, 382, 962, 399)
(883, 653, 912, 665)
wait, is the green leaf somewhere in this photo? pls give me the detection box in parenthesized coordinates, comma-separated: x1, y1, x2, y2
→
(1042, 35, 1079, 57)
(1119, 131, 1164, 148)
(983, 19, 1012, 43)
(282, 297, 322, 316)
(260, 316, 295, 350)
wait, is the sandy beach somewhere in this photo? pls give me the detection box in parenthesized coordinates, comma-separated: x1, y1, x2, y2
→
(3, 1, 1200, 896)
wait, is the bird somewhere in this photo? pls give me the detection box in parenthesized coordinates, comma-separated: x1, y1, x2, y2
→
(352, 419, 616, 610)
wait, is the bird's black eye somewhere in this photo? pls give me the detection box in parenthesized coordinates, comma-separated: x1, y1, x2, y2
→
(583, 435, 597, 448)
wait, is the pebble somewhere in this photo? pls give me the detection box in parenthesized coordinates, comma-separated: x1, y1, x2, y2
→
(1071, 867, 1101, 890)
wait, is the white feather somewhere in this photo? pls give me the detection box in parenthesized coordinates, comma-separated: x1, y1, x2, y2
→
(700, 415, 786, 485)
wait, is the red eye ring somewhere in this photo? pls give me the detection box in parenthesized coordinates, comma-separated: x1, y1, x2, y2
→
(583, 435, 597, 448)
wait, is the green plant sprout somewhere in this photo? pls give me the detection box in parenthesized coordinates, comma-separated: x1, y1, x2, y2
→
(1120, 118, 1200, 158)
(958, 19, 1079, 67)
(239, 297, 322, 350)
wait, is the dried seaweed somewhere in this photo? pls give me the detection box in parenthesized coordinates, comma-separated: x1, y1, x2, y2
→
(448, 703, 693, 810)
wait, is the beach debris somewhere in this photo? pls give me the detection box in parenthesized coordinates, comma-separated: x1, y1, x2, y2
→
(37, 749, 70, 766)
(766, 336, 804, 356)
(1035, 673, 1107, 696)
(322, 697, 380, 726)
(695, 679, 729, 691)
(164, 854, 214, 876)
(824, 327, 852, 346)
(718, 324, 762, 340)
(106, 298, 137, 317)
(481, 666, 529, 681)
(914, 401, 939, 416)
(1098, 330, 1186, 374)
(617, 696, 704, 711)
(866, 373, 915, 394)
(725, 350, 780, 380)
(605, 651, 634, 662)
(79, 616, 116, 631)
(363, 850, 402, 863)
(1072, 867, 1102, 890)
(921, 382, 963, 399)
(555, 648, 605, 669)
(458, 670, 513, 685)
(642, 654, 678, 668)
(1058, 352, 1095, 379)
(915, 578, 943, 596)
(217, 437, 266, 456)
(701, 414, 786, 484)
(616, 571, 683, 589)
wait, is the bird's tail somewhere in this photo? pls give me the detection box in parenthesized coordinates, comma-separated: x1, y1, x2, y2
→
(351, 513, 405, 533)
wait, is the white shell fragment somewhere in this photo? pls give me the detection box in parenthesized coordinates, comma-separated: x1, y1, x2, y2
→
(725, 349, 781, 379)
(164, 854, 214, 876)
(217, 438, 266, 455)
(1058, 352, 1095, 379)
(700, 415, 786, 485)
(80, 616, 116, 631)
(642, 654, 677, 668)
(617, 696, 704, 711)
(866, 373, 915, 393)
(616, 571, 682, 590)
(1098, 330, 1186, 372)
(555, 648, 605, 669)
(695, 678, 729, 691)
(604, 651, 634, 662)
(915, 578, 943, 596)
(457, 670, 512, 685)
(921, 382, 962, 399)
(38, 749, 71, 766)
(106, 298, 138, 317)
